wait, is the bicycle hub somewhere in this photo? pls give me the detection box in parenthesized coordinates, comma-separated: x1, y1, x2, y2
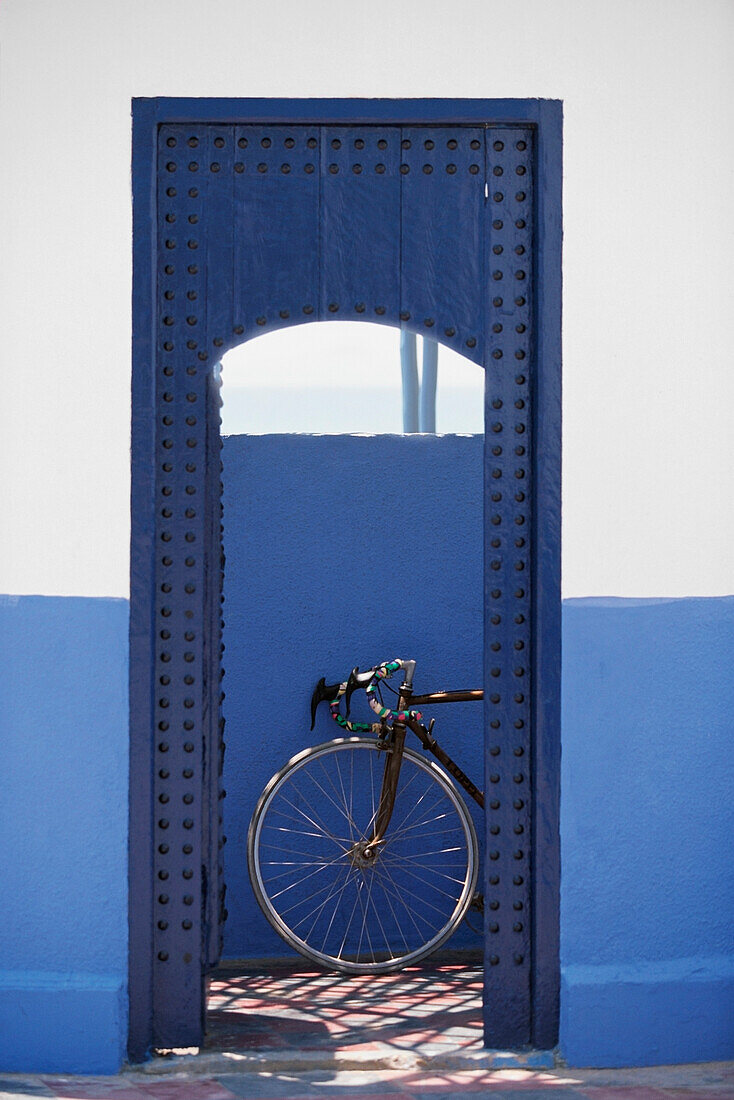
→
(348, 841, 382, 868)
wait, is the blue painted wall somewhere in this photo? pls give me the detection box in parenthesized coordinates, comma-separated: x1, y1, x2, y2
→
(561, 596, 734, 1066)
(1, 441, 732, 1072)
(221, 435, 734, 1066)
(220, 433, 486, 960)
(0, 596, 129, 1075)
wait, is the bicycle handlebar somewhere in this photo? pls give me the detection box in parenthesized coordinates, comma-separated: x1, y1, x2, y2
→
(310, 659, 422, 734)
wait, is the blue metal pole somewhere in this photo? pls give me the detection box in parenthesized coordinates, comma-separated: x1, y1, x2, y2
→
(420, 338, 438, 433)
(400, 331, 419, 433)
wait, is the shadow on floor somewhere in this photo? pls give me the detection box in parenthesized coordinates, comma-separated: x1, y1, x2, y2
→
(206, 955, 485, 1055)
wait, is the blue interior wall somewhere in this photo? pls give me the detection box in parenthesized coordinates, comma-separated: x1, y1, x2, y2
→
(0, 596, 129, 1074)
(221, 435, 734, 1066)
(561, 596, 734, 1066)
(221, 433, 486, 959)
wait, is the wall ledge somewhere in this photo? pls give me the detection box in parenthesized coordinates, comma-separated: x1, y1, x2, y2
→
(0, 971, 126, 1076)
(563, 594, 734, 608)
(0, 969, 125, 992)
(561, 954, 734, 1067)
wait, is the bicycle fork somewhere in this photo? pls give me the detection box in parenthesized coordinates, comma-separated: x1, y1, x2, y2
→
(365, 660, 415, 849)
(361, 720, 407, 860)
(360, 664, 417, 859)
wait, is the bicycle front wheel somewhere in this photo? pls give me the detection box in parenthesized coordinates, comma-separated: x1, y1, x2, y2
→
(247, 737, 478, 974)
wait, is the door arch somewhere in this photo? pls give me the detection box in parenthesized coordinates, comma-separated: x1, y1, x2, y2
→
(129, 97, 562, 1060)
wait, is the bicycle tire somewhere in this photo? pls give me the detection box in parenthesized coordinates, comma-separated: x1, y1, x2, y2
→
(247, 736, 478, 974)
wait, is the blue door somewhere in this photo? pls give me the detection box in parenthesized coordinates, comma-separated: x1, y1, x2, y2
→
(129, 98, 562, 1059)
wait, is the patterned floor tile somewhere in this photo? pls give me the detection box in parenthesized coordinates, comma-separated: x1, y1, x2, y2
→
(0, 1091, 54, 1099)
(404, 1072, 582, 1093)
(216, 1077, 411, 1099)
(206, 961, 486, 1058)
(581, 1091, 726, 1100)
(0, 1081, 55, 1098)
(659, 1094, 734, 1099)
(406, 1093, 584, 1099)
(137, 1082, 238, 1099)
(41, 1084, 151, 1100)
(1, 1094, 53, 1100)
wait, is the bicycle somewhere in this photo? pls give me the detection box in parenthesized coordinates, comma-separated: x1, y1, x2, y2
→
(247, 658, 485, 974)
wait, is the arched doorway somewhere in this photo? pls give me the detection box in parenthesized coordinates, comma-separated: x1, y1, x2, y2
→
(129, 97, 562, 1060)
(217, 321, 485, 971)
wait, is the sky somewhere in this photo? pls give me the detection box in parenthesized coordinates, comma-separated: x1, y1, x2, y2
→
(219, 325, 485, 436)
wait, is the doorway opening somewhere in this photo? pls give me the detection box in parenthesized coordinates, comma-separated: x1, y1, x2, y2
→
(210, 322, 485, 1048)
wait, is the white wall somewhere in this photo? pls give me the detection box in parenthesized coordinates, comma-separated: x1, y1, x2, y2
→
(1, 0, 732, 598)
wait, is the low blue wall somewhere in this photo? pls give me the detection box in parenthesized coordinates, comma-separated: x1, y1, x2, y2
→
(221, 433, 486, 960)
(561, 596, 734, 1066)
(0, 596, 129, 1074)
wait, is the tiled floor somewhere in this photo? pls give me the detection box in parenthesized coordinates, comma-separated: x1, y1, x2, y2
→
(204, 959, 490, 1061)
(3, 1065, 734, 1100)
(1, 961, 732, 1098)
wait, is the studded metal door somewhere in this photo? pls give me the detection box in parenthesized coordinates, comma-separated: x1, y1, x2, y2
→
(130, 98, 562, 1060)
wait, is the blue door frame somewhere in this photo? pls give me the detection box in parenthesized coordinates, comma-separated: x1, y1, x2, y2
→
(129, 97, 562, 1061)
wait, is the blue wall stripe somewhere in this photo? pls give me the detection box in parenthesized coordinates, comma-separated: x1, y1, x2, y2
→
(1, 587, 732, 1070)
(0, 595, 129, 1074)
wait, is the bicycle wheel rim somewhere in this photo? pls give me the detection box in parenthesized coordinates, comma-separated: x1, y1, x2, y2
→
(248, 737, 478, 974)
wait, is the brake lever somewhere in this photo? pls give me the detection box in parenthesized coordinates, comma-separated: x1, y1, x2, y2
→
(310, 677, 342, 730)
(345, 666, 377, 718)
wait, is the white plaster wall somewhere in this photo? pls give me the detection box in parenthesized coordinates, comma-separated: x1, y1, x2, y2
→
(1, 0, 732, 598)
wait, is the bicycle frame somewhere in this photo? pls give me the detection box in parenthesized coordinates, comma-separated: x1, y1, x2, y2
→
(367, 682, 485, 852)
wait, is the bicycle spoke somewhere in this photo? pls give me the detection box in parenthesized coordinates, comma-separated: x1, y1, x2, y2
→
(375, 866, 456, 924)
(379, 854, 466, 888)
(259, 859, 347, 887)
(387, 844, 465, 860)
(354, 873, 377, 963)
(299, 863, 356, 941)
(372, 861, 440, 935)
(270, 850, 347, 904)
(378, 855, 465, 901)
(274, 790, 351, 851)
(349, 750, 355, 842)
(301, 766, 363, 837)
(262, 809, 353, 845)
(320, 865, 360, 953)
(306, 761, 365, 837)
(337, 878, 365, 960)
(386, 785, 447, 841)
(283, 864, 352, 924)
(360, 761, 424, 840)
(259, 837, 346, 856)
(369, 866, 412, 956)
(385, 813, 463, 844)
(362, 864, 395, 961)
(333, 753, 356, 845)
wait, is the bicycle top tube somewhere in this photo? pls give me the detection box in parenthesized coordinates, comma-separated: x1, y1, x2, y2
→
(410, 688, 484, 706)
